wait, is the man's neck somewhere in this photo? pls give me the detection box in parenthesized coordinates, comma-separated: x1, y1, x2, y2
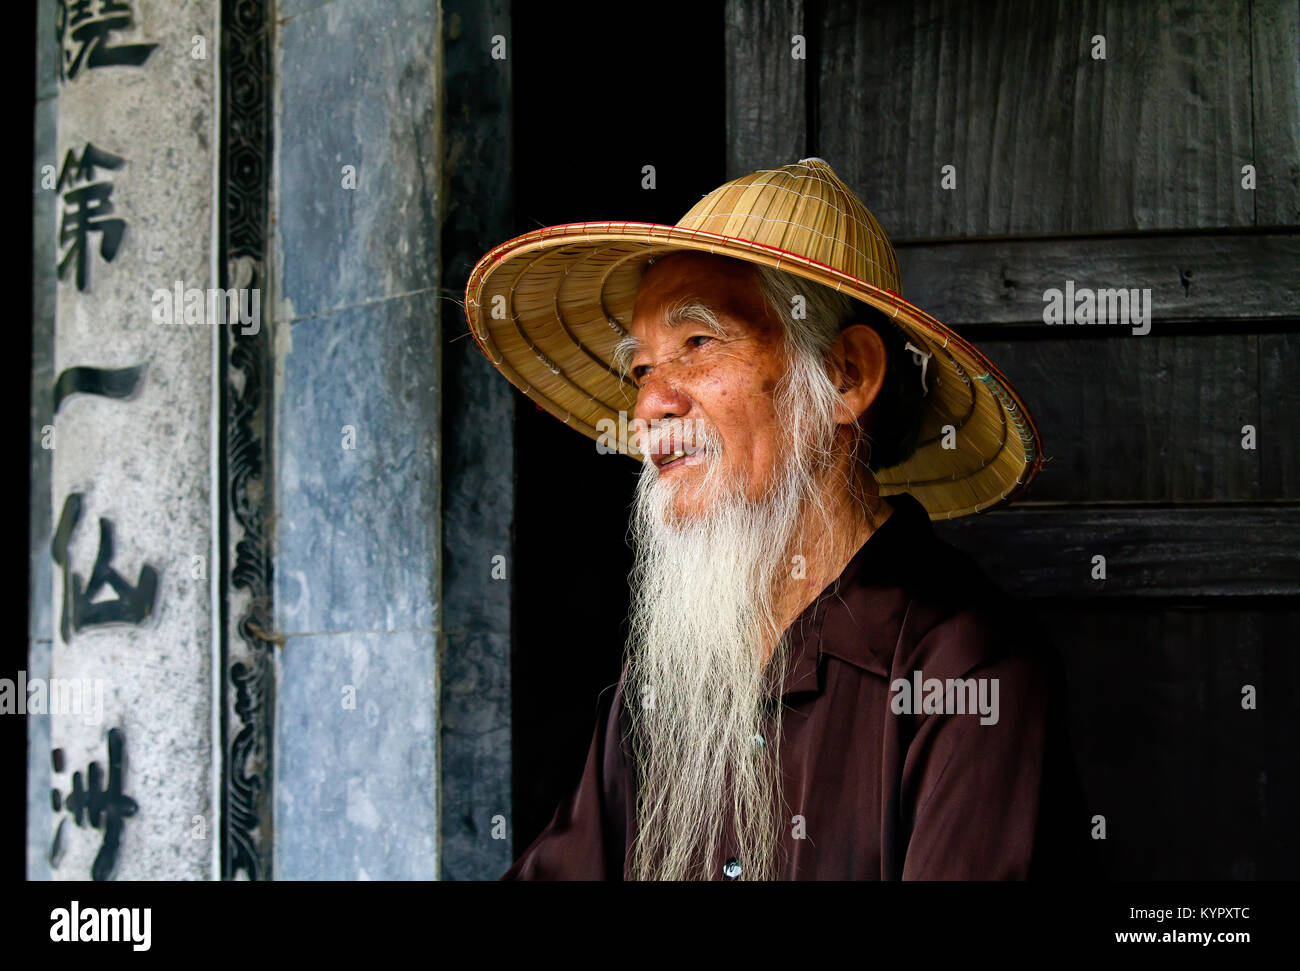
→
(761, 483, 893, 666)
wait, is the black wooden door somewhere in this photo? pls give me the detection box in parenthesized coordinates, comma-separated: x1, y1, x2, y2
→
(727, 0, 1300, 877)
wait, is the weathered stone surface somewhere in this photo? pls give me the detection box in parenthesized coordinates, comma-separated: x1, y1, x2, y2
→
(29, 18, 57, 879)
(273, 290, 441, 636)
(35, 0, 59, 101)
(272, 0, 443, 879)
(49, 0, 218, 881)
(31, 95, 55, 647)
(273, 629, 439, 880)
(438, 0, 515, 881)
(274, 0, 440, 320)
(439, 631, 511, 879)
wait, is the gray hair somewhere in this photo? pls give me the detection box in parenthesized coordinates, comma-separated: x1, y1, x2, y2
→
(749, 261, 927, 500)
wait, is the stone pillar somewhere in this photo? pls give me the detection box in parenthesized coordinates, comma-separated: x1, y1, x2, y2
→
(439, 0, 515, 881)
(271, 0, 443, 879)
(48, 0, 219, 880)
(29, 0, 61, 882)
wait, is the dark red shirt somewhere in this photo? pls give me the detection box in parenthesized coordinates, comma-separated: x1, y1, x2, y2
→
(503, 490, 1088, 880)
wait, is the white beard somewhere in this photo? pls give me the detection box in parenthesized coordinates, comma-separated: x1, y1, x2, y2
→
(623, 407, 831, 881)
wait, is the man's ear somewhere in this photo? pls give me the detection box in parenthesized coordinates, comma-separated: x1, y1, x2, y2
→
(831, 324, 887, 425)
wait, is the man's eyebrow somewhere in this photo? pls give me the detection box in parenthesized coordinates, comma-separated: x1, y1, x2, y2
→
(664, 298, 729, 336)
(611, 333, 641, 379)
(611, 299, 730, 379)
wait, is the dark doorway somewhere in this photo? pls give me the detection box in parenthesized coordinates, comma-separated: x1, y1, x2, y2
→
(509, 0, 727, 857)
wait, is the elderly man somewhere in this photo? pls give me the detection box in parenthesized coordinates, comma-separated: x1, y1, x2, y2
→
(465, 159, 1086, 880)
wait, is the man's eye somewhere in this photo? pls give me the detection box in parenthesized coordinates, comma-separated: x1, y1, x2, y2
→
(687, 335, 713, 349)
(632, 365, 651, 384)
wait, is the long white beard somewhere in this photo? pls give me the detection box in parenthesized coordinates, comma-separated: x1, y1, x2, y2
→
(623, 407, 831, 881)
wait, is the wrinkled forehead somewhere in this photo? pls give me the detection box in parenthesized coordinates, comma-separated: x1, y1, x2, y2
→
(629, 252, 776, 340)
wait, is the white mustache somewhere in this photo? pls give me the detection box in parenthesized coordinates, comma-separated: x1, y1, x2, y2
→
(637, 419, 722, 468)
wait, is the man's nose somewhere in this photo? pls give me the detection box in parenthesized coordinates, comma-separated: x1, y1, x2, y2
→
(632, 368, 693, 424)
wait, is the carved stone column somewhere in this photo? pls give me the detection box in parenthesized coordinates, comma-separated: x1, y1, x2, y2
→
(49, 0, 221, 880)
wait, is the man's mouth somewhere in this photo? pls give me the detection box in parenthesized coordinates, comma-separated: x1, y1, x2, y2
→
(653, 444, 707, 471)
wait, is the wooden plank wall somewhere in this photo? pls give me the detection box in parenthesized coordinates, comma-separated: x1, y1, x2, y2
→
(727, 0, 1299, 877)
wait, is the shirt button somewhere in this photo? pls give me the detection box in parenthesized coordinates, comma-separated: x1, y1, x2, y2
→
(723, 858, 742, 879)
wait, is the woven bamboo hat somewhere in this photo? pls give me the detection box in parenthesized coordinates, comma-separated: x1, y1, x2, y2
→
(464, 158, 1043, 519)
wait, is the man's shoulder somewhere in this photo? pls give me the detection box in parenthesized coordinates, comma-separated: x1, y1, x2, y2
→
(879, 526, 1047, 682)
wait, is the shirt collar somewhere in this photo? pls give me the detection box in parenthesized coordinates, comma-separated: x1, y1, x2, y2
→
(769, 491, 934, 700)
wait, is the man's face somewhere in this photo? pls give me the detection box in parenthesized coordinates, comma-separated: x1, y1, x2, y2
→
(627, 252, 790, 518)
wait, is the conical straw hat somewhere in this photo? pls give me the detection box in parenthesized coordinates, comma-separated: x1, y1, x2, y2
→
(464, 158, 1043, 519)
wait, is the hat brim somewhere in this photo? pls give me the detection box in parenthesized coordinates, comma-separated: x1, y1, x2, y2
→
(464, 220, 1044, 520)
